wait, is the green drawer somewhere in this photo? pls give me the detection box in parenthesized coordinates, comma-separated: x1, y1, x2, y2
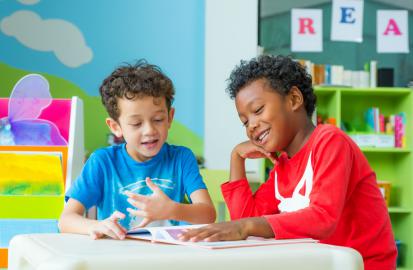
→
(0, 195, 64, 219)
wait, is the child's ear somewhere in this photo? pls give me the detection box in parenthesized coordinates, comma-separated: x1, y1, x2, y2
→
(106, 118, 123, 138)
(288, 86, 304, 112)
(167, 107, 175, 128)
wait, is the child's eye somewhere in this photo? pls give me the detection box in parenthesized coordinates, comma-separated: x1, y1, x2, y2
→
(154, 118, 164, 122)
(255, 106, 263, 114)
(242, 121, 249, 127)
(130, 123, 142, 127)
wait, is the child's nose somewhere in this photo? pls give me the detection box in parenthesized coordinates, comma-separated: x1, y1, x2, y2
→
(142, 122, 156, 135)
(248, 119, 259, 131)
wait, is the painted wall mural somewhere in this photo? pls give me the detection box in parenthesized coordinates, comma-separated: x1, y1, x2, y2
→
(0, 0, 205, 156)
(1, 10, 93, 68)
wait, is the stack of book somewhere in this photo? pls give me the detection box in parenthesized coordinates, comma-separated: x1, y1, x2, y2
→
(296, 59, 377, 88)
(348, 108, 405, 148)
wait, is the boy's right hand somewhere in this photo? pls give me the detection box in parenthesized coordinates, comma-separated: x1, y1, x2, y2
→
(88, 211, 127, 240)
(230, 141, 276, 182)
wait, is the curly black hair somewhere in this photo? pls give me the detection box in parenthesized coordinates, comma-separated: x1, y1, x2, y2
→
(226, 55, 316, 117)
(99, 59, 175, 120)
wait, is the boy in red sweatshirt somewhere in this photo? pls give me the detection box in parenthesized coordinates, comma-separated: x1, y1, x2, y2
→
(180, 55, 397, 270)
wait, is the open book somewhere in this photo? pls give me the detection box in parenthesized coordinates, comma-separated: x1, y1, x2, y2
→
(127, 224, 318, 249)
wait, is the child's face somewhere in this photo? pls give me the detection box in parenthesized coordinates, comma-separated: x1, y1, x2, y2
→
(235, 79, 295, 153)
(107, 96, 174, 162)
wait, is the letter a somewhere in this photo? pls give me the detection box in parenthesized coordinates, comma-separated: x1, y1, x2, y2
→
(383, 19, 402, 35)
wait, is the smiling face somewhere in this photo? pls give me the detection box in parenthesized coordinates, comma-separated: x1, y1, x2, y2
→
(235, 78, 297, 153)
(106, 96, 174, 162)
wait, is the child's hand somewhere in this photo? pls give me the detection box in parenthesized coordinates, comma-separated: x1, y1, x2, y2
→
(178, 221, 247, 242)
(233, 141, 276, 163)
(89, 211, 127, 240)
(125, 177, 175, 227)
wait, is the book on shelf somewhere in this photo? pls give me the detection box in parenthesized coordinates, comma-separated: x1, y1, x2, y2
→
(395, 113, 406, 148)
(127, 224, 318, 249)
(313, 64, 325, 85)
(296, 59, 378, 88)
(330, 65, 344, 86)
(343, 107, 406, 148)
(368, 60, 377, 88)
(359, 107, 406, 148)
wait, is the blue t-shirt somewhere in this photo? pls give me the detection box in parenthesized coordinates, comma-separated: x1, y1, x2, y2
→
(66, 143, 206, 229)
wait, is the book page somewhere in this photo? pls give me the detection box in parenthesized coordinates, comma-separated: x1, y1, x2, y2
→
(127, 224, 318, 249)
(128, 224, 204, 241)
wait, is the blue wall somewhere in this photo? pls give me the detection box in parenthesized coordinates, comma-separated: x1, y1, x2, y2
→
(0, 0, 205, 140)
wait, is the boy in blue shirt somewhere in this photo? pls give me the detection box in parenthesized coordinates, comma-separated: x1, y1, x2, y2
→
(58, 60, 216, 240)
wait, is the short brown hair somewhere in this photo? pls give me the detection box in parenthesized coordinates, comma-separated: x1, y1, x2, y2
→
(99, 60, 175, 120)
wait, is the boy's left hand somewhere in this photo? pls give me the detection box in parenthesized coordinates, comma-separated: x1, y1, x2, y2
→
(125, 177, 175, 227)
(178, 221, 247, 242)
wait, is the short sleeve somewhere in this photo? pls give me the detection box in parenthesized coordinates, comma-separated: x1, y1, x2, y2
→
(65, 152, 104, 210)
(180, 148, 206, 197)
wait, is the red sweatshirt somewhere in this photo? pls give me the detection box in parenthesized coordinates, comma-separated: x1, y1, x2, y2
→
(222, 124, 397, 270)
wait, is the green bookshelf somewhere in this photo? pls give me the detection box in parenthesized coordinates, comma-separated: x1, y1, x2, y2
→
(315, 86, 413, 269)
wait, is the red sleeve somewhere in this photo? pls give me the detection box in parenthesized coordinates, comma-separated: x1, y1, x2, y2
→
(221, 172, 279, 220)
(265, 132, 353, 240)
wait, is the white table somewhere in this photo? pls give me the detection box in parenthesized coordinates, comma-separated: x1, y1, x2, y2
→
(8, 233, 363, 270)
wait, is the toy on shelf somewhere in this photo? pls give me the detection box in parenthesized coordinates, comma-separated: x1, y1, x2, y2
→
(316, 113, 336, 126)
(377, 181, 391, 207)
(0, 74, 67, 146)
(0, 74, 84, 268)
